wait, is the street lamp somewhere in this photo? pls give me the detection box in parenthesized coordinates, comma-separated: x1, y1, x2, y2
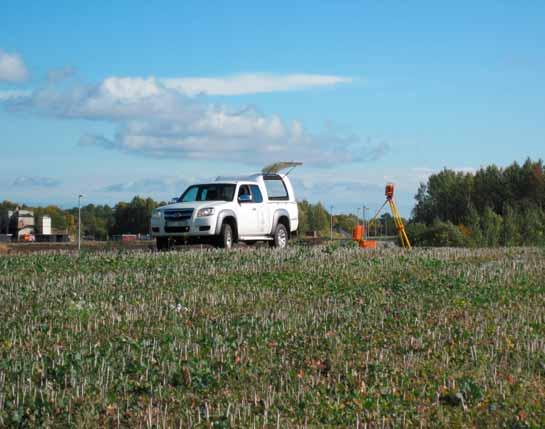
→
(78, 194, 85, 252)
(362, 205, 369, 239)
(330, 205, 334, 241)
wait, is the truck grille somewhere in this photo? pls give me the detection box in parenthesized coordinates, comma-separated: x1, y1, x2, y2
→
(164, 209, 194, 221)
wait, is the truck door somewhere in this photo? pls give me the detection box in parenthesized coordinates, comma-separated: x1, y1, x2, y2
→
(236, 184, 259, 235)
(250, 185, 268, 234)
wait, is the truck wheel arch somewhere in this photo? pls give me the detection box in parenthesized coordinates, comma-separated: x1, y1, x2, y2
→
(271, 209, 291, 238)
(215, 210, 238, 241)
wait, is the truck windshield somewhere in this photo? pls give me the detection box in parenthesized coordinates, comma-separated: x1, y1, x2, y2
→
(179, 184, 236, 202)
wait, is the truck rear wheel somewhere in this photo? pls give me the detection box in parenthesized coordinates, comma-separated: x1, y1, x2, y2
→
(270, 223, 288, 249)
(217, 223, 233, 249)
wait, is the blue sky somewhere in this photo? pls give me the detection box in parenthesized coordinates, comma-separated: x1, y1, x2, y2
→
(1, 1, 544, 216)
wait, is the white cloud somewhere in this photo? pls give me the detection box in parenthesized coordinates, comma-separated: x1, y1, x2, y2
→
(12, 176, 60, 187)
(101, 77, 162, 100)
(101, 177, 188, 193)
(409, 167, 435, 183)
(407, 166, 476, 183)
(161, 73, 352, 96)
(95, 73, 351, 100)
(2, 73, 386, 165)
(0, 49, 29, 82)
(0, 89, 31, 101)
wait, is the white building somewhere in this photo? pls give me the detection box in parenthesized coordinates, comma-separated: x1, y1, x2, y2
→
(36, 215, 52, 235)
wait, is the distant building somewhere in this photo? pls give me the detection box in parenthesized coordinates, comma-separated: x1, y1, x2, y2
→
(4, 209, 69, 243)
(8, 208, 35, 240)
(36, 215, 52, 235)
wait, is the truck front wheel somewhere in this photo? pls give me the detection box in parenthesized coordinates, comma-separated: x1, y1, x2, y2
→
(217, 223, 233, 249)
(156, 237, 171, 251)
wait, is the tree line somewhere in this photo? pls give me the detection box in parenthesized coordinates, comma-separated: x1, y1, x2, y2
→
(408, 158, 545, 246)
(1, 196, 374, 241)
(0, 197, 163, 240)
(3, 158, 543, 246)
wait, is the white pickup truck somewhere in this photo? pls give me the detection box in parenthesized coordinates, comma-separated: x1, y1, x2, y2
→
(150, 163, 301, 250)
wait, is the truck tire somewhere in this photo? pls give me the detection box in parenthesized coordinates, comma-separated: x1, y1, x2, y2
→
(270, 223, 288, 249)
(217, 223, 233, 249)
(156, 237, 171, 251)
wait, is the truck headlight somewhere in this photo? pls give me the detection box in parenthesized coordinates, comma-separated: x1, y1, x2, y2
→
(152, 209, 162, 218)
(197, 207, 215, 217)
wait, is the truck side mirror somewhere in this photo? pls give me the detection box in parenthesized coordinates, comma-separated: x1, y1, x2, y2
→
(238, 194, 252, 203)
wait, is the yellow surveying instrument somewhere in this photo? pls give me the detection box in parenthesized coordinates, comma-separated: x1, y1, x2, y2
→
(352, 183, 411, 249)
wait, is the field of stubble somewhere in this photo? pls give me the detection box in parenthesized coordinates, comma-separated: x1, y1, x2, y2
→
(0, 245, 544, 427)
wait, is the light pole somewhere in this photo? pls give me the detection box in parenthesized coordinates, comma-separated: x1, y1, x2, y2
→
(78, 194, 85, 252)
(362, 205, 368, 239)
(329, 205, 334, 240)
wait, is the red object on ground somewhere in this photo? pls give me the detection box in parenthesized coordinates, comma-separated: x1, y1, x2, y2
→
(352, 225, 364, 241)
(359, 240, 377, 249)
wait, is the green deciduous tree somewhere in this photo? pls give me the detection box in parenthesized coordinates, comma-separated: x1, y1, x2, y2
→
(501, 205, 521, 246)
(411, 158, 545, 247)
(481, 207, 502, 247)
(308, 202, 329, 235)
(33, 205, 68, 231)
(112, 197, 159, 235)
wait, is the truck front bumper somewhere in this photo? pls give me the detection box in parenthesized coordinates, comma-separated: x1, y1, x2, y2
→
(150, 216, 218, 237)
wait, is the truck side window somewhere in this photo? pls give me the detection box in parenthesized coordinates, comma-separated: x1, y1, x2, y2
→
(238, 185, 251, 198)
(250, 185, 263, 203)
(264, 177, 289, 201)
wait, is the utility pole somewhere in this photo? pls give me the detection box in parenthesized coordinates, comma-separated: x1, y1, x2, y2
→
(78, 194, 84, 252)
(362, 205, 368, 239)
(330, 205, 334, 241)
